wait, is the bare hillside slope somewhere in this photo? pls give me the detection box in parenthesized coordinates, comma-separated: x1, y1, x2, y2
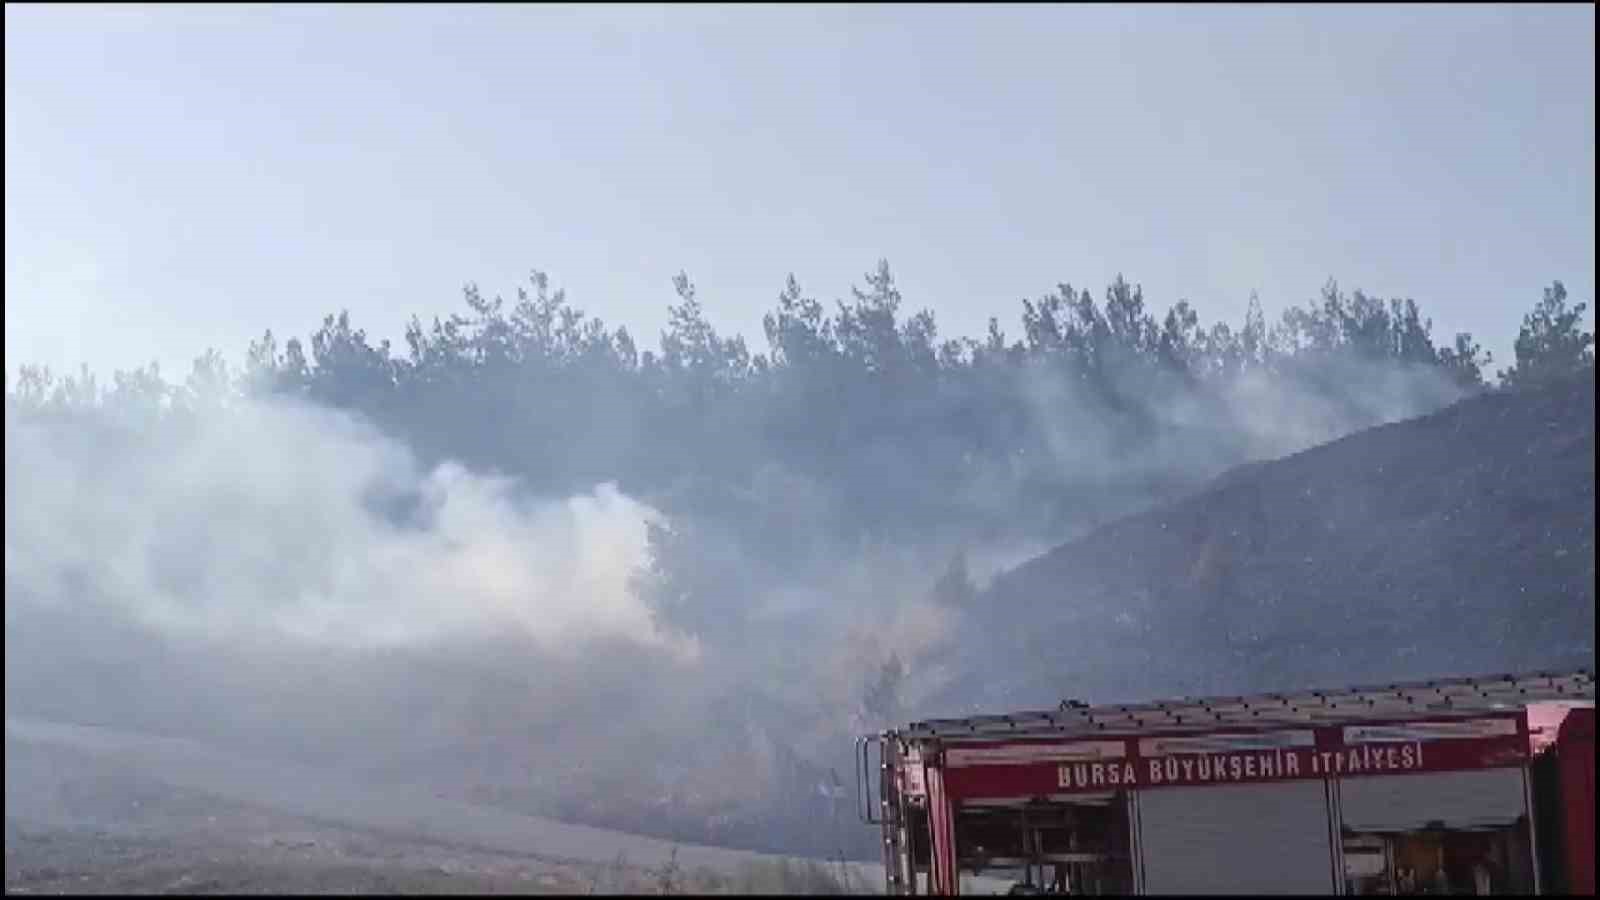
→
(941, 371, 1596, 712)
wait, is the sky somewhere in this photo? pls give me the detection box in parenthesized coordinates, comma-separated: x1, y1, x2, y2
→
(5, 3, 1595, 382)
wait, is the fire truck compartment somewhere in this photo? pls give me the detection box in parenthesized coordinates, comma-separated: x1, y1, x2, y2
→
(859, 669, 1594, 895)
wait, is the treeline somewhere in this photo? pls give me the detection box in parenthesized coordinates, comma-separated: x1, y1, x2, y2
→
(7, 266, 1594, 625)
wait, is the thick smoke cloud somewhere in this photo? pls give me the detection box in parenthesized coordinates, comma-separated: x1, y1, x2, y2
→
(5, 397, 687, 658)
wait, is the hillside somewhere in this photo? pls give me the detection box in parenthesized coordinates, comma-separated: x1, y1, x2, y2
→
(937, 371, 1596, 713)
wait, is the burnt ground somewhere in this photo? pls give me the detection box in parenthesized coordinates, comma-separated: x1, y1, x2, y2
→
(5, 738, 594, 895)
(5, 816, 855, 897)
(4, 820, 599, 895)
(3, 722, 870, 895)
(943, 371, 1597, 711)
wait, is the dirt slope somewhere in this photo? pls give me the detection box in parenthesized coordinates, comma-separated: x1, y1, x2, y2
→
(943, 371, 1596, 712)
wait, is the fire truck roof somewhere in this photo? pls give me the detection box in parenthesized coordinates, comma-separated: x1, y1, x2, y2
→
(896, 669, 1594, 743)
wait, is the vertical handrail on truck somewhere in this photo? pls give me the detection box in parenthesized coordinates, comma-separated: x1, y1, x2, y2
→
(859, 733, 912, 894)
(856, 734, 881, 824)
(881, 735, 905, 895)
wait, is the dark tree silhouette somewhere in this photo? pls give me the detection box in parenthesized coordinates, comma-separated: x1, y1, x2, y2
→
(1499, 281, 1595, 388)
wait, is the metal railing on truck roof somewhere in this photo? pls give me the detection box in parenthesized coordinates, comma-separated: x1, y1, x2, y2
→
(895, 669, 1594, 743)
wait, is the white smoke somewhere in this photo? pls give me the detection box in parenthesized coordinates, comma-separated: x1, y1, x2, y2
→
(1009, 352, 1465, 495)
(4, 396, 695, 660)
(1218, 360, 1464, 461)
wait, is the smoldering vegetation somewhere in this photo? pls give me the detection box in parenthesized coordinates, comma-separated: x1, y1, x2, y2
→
(5, 267, 1592, 859)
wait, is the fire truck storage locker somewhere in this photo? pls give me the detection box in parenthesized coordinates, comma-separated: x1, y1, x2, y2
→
(1134, 780, 1337, 895)
(1336, 768, 1536, 893)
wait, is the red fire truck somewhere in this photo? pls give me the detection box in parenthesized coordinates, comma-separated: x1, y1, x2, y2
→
(857, 669, 1594, 895)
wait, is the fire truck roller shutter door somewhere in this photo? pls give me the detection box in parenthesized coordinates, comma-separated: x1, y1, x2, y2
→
(1136, 780, 1336, 895)
(1337, 769, 1528, 832)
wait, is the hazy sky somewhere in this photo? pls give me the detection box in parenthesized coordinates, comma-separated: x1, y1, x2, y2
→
(5, 4, 1594, 381)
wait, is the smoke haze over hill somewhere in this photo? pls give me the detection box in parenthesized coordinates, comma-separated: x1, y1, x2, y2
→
(8, 267, 1593, 859)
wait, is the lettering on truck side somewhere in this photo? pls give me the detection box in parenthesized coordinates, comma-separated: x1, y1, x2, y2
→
(1056, 762, 1139, 790)
(1056, 741, 1428, 789)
